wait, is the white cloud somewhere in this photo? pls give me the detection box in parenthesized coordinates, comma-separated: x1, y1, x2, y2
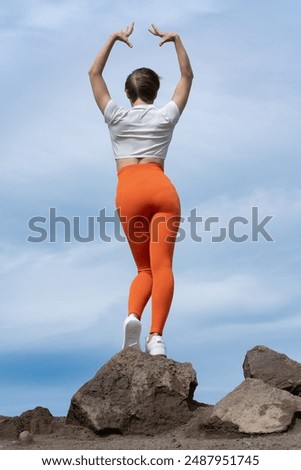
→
(0, 241, 133, 350)
(196, 186, 301, 219)
(174, 272, 295, 318)
(177, 186, 301, 253)
(1, 0, 88, 31)
(128, 0, 224, 24)
(175, 309, 301, 352)
(1, 0, 222, 36)
(180, 86, 301, 167)
(0, 86, 107, 184)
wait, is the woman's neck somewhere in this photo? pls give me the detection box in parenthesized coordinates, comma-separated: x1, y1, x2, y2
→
(131, 98, 154, 107)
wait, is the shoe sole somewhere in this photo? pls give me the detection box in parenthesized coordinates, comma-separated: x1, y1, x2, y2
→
(147, 348, 167, 357)
(122, 319, 141, 349)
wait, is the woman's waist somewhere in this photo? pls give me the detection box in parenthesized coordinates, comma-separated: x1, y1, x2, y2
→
(116, 156, 164, 173)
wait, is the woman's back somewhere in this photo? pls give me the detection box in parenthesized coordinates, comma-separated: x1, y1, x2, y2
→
(104, 99, 180, 160)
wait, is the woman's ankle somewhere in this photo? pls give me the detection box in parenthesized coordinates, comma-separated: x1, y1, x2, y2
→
(147, 332, 162, 342)
(129, 313, 140, 320)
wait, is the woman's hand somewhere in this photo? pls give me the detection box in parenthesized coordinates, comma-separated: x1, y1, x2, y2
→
(148, 24, 178, 46)
(114, 22, 135, 48)
(149, 23, 193, 114)
(89, 22, 134, 113)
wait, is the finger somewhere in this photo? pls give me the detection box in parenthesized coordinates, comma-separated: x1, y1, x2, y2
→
(149, 23, 162, 36)
(123, 22, 134, 36)
(124, 38, 133, 48)
(148, 24, 157, 35)
(128, 21, 135, 34)
(159, 34, 173, 46)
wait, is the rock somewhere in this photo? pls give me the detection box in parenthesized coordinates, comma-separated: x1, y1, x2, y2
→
(19, 407, 55, 434)
(196, 379, 301, 435)
(243, 345, 301, 396)
(185, 404, 214, 438)
(66, 348, 199, 435)
(0, 407, 56, 440)
(19, 430, 34, 445)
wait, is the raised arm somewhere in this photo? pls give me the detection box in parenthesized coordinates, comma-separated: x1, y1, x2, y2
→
(149, 24, 193, 114)
(88, 22, 134, 114)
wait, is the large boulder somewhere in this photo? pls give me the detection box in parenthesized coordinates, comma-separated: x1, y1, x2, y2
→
(188, 378, 301, 436)
(66, 348, 199, 435)
(243, 345, 301, 396)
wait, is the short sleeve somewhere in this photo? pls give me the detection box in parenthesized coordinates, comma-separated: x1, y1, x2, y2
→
(104, 100, 126, 125)
(160, 101, 181, 126)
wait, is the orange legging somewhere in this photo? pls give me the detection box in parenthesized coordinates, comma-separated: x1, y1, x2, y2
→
(116, 163, 181, 335)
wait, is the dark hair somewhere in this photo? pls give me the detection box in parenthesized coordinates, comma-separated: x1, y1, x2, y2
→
(125, 67, 160, 103)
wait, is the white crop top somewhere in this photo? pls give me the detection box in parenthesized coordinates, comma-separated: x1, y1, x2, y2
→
(104, 99, 180, 160)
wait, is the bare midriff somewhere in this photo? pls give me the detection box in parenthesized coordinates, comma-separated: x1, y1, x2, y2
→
(116, 156, 164, 171)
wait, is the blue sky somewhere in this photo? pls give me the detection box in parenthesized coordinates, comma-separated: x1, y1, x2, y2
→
(1, 0, 301, 417)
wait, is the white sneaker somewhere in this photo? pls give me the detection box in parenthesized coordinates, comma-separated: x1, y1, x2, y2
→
(122, 314, 141, 350)
(145, 335, 167, 357)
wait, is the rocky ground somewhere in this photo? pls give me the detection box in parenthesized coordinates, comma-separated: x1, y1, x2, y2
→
(1, 413, 301, 450)
(1, 345, 301, 450)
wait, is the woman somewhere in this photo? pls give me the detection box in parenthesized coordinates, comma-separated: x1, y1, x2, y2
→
(89, 23, 193, 356)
